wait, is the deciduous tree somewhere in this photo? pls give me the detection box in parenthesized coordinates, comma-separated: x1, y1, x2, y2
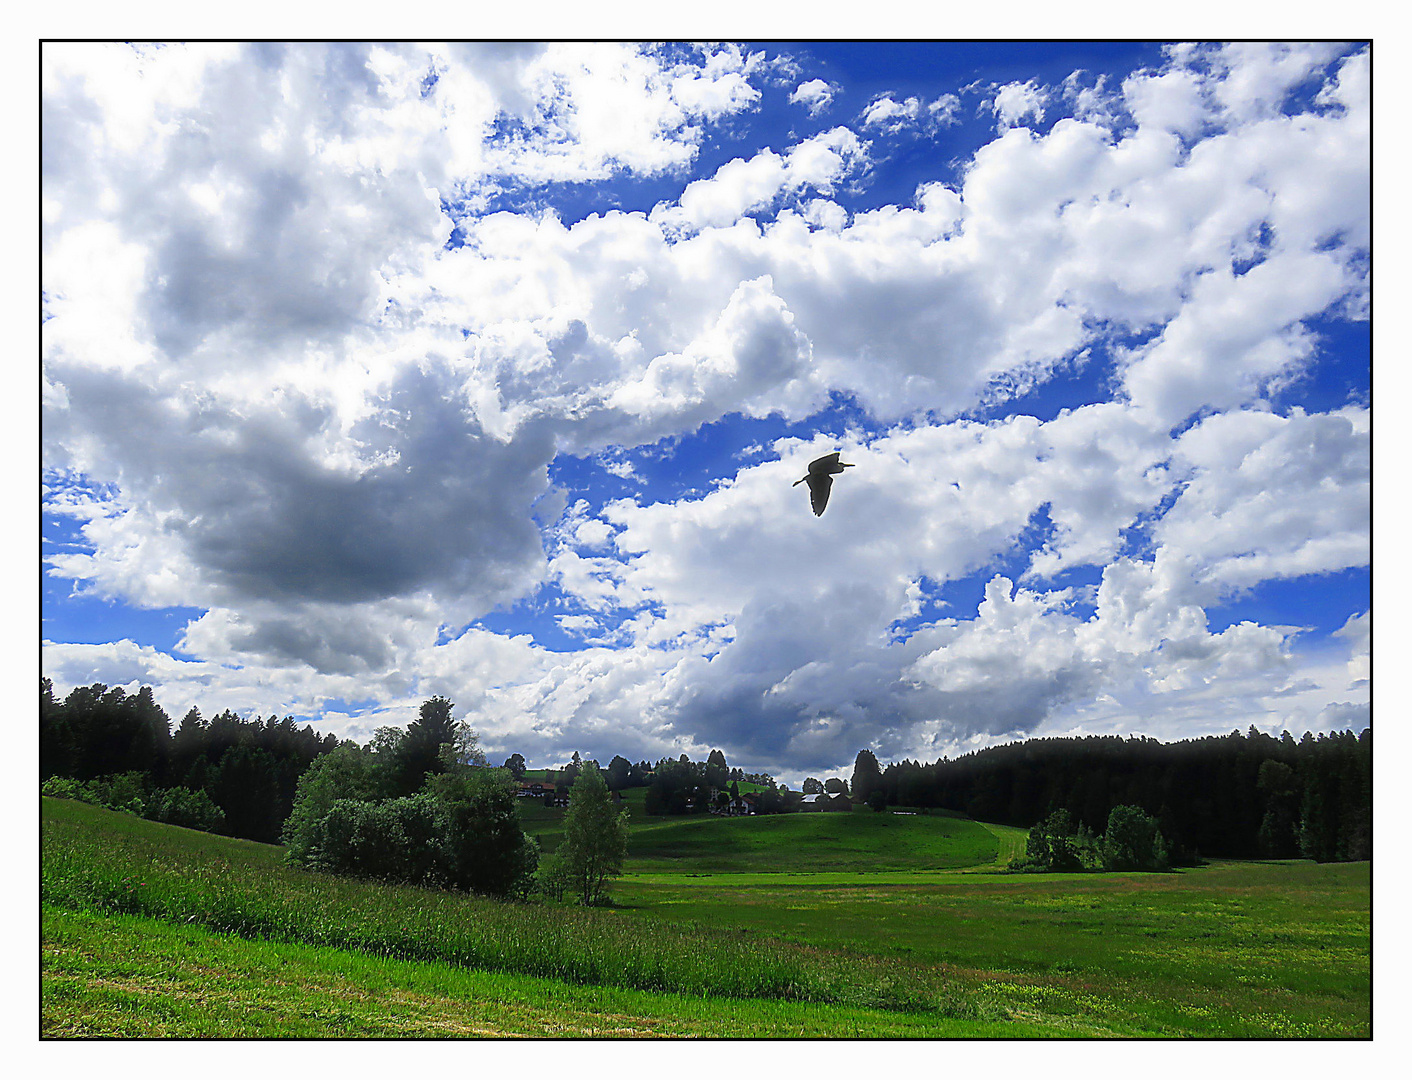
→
(559, 763, 629, 905)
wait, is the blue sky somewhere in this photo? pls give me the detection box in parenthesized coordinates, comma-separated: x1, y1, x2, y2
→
(41, 41, 1370, 781)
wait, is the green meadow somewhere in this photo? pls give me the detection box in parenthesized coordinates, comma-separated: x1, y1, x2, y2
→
(41, 796, 1370, 1038)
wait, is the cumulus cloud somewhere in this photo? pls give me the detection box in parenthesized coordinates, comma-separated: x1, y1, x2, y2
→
(988, 80, 1047, 129)
(859, 92, 961, 133)
(789, 78, 835, 116)
(42, 42, 1370, 779)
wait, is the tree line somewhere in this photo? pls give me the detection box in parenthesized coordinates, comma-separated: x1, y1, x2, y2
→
(849, 725, 1371, 864)
(42, 678, 340, 844)
(41, 681, 628, 904)
(41, 678, 1371, 872)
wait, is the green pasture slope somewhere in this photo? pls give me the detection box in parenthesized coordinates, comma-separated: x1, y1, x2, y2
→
(41, 796, 1370, 1038)
(521, 789, 1003, 873)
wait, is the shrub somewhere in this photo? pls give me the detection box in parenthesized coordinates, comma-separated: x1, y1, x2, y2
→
(152, 786, 226, 832)
(292, 769, 538, 899)
(433, 770, 539, 898)
(533, 849, 572, 902)
(1101, 805, 1170, 871)
(41, 776, 91, 801)
(281, 743, 380, 865)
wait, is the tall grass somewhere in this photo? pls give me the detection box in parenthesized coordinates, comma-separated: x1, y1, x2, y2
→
(41, 798, 976, 1018)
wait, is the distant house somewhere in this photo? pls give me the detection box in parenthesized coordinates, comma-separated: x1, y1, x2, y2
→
(799, 792, 851, 812)
(518, 781, 568, 806)
(724, 796, 754, 816)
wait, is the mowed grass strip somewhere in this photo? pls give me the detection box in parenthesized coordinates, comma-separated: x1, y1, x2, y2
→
(42, 906, 1045, 1039)
(40, 799, 979, 1018)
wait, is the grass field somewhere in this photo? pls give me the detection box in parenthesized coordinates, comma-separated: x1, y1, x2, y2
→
(612, 861, 1370, 1037)
(40, 795, 1371, 1039)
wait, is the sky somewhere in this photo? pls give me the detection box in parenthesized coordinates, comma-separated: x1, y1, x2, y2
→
(40, 40, 1371, 784)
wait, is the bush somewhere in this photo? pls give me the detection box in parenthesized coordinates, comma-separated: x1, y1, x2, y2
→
(291, 769, 539, 900)
(534, 850, 572, 902)
(281, 743, 380, 865)
(311, 796, 444, 884)
(41, 776, 91, 801)
(152, 786, 226, 832)
(1101, 805, 1170, 871)
(432, 770, 539, 898)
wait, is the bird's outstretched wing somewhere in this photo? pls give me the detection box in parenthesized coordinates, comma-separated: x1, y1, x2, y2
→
(808, 451, 842, 476)
(808, 474, 833, 516)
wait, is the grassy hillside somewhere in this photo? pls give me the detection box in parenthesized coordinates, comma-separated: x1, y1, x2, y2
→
(41, 798, 985, 1023)
(520, 789, 1002, 873)
(45, 906, 1031, 1038)
(621, 807, 998, 873)
(41, 796, 1370, 1038)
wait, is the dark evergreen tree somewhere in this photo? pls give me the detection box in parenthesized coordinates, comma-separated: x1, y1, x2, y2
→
(705, 749, 729, 789)
(851, 749, 883, 806)
(210, 744, 284, 843)
(605, 754, 633, 791)
(390, 696, 460, 796)
(1256, 760, 1301, 858)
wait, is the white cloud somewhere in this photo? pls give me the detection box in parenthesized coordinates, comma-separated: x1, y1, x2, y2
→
(649, 127, 867, 232)
(41, 42, 1369, 777)
(789, 78, 834, 116)
(1158, 407, 1370, 594)
(989, 80, 1047, 129)
(859, 92, 960, 133)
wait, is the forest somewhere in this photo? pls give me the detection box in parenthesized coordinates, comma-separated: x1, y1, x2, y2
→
(851, 726, 1372, 863)
(40, 679, 1370, 864)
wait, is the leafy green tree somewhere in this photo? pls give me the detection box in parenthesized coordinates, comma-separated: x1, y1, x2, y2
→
(559, 763, 629, 905)
(503, 753, 527, 780)
(824, 777, 849, 796)
(429, 769, 540, 898)
(1101, 805, 1169, 871)
(802, 777, 824, 795)
(1024, 808, 1083, 871)
(282, 744, 380, 865)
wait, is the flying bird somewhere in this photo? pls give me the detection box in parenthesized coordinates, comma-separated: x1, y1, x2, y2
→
(794, 451, 856, 516)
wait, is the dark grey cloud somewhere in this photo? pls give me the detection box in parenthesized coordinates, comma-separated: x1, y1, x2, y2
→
(193, 374, 552, 606)
(47, 361, 556, 617)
